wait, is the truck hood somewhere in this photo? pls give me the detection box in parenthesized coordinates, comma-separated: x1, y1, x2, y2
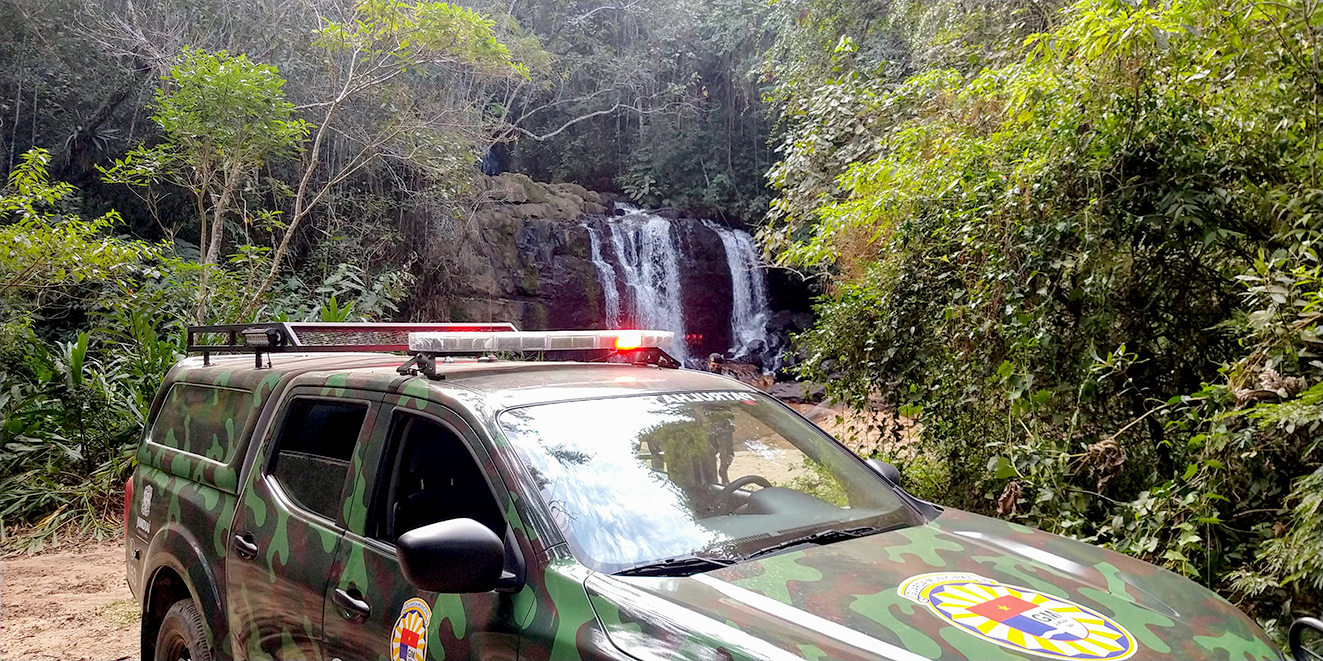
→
(583, 509, 1280, 661)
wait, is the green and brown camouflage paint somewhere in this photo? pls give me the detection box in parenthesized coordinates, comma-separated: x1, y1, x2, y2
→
(127, 354, 405, 659)
(583, 508, 1280, 661)
(128, 355, 1284, 661)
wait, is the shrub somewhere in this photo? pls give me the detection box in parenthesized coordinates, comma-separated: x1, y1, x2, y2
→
(777, 0, 1322, 629)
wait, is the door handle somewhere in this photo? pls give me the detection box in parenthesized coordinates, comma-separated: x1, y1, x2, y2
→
(333, 587, 371, 620)
(232, 534, 259, 560)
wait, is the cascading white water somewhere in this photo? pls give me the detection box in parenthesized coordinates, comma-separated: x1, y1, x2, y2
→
(640, 218, 689, 364)
(607, 219, 640, 318)
(589, 206, 772, 369)
(605, 214, 690, 365)
(584, 225, 620, 325)
(704, 220, 770, 359)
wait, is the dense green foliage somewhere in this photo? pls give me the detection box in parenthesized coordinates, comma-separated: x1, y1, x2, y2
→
(0, 150, 409, 551)
(769, 0, 1321, 631)
(2, 150, 181, 551)
(507, 0, 775, 221)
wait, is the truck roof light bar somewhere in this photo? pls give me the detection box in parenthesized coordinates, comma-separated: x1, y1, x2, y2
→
(407, 330, 673, 354)
(399, 330, 681, 379)
(187, 322, 519, 368)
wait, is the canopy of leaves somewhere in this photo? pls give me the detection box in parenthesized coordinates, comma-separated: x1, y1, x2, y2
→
(154, 48, 308, 167)
(318, 0, 525, 76)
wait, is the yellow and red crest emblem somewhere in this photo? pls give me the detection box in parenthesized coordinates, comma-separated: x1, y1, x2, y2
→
(899, 573, 1136, 660)
(391, 598, 431, 661)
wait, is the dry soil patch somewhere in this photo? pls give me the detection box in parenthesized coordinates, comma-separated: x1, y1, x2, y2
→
(1, 539, 136, 661)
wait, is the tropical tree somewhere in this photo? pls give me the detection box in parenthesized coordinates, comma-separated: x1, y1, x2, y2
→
(101, 48, 308, 321)
(245, 0, 528, 313)
(97, 0, 525, 320)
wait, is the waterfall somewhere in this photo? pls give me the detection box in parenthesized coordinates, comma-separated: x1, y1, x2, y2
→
(607, 219, 640, 320)
(585, 225, 620, 325)
(606, 214, 690, 365)
(705, 220, 770, 359)
(587, 206, 772, 370)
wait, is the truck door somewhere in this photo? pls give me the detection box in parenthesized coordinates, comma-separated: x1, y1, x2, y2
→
(321, 406, 522, 661)
(226, 392, 380, 659)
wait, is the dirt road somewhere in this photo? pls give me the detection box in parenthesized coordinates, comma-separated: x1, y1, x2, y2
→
(1, 539, 137, 661)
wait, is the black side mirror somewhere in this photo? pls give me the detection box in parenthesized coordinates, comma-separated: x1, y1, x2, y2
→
(866, 458, 902, 485)
(396, 518, 505, 593)
(866, 458, 943, 520)
(1290, 617, 1323, 661)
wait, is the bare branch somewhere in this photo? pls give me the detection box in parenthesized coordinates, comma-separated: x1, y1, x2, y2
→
(511, 86, 619, 126)
(569, 1, 644, 25)
(513, 98, 699, 142)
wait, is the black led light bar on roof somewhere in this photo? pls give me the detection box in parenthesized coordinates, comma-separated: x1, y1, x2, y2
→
(186, 322, 519, 367)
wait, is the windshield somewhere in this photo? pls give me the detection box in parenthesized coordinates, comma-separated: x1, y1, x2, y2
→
(498, 391, 921, 573)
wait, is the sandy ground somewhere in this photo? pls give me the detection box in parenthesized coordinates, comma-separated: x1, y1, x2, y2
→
(719, 401, 918, 487)
(1, 539, 137, 661)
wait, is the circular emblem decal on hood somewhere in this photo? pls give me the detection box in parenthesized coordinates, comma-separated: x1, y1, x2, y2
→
(898, 573, 1136, 660)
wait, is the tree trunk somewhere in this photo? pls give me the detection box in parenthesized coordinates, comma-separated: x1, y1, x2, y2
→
(194, 163, 241, 322)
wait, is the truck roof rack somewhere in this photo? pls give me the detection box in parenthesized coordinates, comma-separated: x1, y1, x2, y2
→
(187, 322, 519, 367)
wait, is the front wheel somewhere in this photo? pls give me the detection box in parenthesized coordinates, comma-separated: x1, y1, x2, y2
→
(154, 599, 214, 661)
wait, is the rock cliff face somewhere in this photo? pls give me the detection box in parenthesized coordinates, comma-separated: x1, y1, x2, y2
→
(410, 173, 805, 368)
(438, 173, 612, 331)
(475, 172, 612, 220)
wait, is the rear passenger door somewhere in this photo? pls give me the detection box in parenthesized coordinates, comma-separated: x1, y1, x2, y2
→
(320, 406, 521, 661)
(227, 391, 381, 659)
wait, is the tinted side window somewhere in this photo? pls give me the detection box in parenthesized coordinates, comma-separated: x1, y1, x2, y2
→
(150, 383, 256, 462)
(271, 399, 367, 521)
(374, 413, 505, 542)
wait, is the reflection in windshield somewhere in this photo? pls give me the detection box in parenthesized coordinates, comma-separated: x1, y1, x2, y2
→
(499, 392, 919, 573)
(502, 397, 723, 565)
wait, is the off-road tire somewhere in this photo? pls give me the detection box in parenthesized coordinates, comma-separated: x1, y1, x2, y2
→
(154, 599, 214, 661)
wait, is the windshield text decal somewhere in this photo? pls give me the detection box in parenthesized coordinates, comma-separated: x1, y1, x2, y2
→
(659, 391, 757, 404)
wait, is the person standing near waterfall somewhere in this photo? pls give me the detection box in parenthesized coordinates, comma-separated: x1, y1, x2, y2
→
(704, 354, 737, 483)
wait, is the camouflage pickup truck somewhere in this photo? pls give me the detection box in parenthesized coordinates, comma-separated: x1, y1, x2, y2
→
(126, 323, 1307, 661)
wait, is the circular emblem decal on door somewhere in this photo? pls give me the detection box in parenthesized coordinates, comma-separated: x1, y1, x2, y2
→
(391, 598, 432, 661)
(898, 573, 1136, 660)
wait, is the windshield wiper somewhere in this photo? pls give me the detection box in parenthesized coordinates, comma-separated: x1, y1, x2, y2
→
(742, 526, 887, 561)
(615, 555, 737, 577)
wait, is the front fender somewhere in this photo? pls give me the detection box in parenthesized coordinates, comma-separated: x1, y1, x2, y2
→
(143, 520, 228, 656)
